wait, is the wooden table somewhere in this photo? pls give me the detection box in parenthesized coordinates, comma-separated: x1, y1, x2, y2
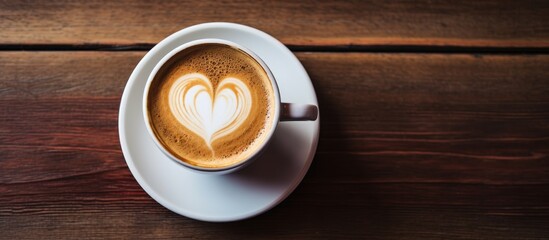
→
(1, 1, 548, 239)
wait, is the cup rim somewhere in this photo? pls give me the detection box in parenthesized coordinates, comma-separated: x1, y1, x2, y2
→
(142, 38, 281, 173)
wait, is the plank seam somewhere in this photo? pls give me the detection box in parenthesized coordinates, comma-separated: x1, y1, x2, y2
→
(1, 44, 549, 54)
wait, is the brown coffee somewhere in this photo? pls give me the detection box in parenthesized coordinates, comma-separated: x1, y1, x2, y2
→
(146, 44, 276, 169)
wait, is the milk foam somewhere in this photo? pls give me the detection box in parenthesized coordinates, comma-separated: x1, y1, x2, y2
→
(147, 43, 274, 168)
(168, 73, 252, 150)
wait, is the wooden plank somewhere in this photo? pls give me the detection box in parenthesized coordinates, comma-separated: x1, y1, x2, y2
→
(0, 0, 548, 47)
(1, 52, 549, 238)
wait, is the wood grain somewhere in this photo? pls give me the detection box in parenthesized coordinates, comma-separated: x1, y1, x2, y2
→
(1, 52, 548, 239)
(0, 0, 548, 47)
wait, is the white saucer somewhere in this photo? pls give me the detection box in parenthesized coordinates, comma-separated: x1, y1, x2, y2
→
(118, 22, 320, 222)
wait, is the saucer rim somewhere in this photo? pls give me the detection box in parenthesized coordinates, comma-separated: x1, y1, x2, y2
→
(118, 22, 320, 222)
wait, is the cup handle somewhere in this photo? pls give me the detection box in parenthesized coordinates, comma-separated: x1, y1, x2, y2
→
(280, 103, 319, 121)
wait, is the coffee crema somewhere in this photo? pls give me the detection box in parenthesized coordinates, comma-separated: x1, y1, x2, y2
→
(147, 44, 275, 169)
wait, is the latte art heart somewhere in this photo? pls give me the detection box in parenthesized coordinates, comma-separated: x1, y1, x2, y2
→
(168, 73, 252, 149)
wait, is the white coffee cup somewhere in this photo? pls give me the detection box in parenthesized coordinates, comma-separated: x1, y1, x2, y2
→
(143, 39, 318, 174)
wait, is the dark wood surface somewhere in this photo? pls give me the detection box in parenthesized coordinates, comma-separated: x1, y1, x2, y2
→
(1, 0, 548, 47)
(1, 1, 549, 239)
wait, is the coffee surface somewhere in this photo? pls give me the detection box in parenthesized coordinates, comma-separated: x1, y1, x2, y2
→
(147, 44, 275, 169)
